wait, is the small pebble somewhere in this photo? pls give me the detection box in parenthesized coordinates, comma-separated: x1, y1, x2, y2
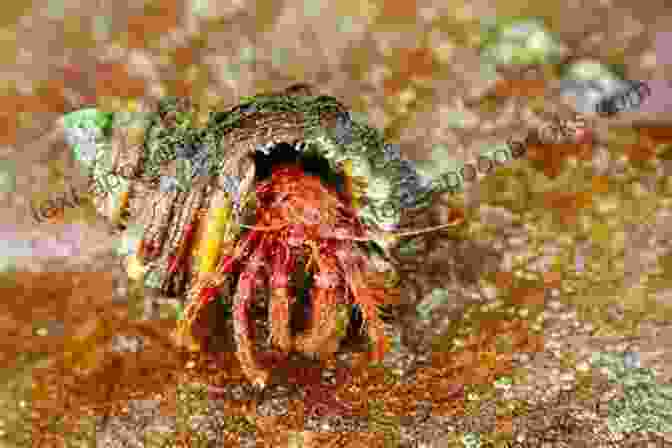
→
(548, 300, 563, 311)
(482, 286, 498, 301)
(623, 351, 641, 369)
(559, 372, 576, 382)
(559, 311, 577, 321)
(508, 236, 528, 247)
(111, 334, 144, 353)
(516, 353, 531, 363)
(575, 361, 590, 372)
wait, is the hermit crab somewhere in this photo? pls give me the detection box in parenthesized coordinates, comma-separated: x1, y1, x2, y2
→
(72, 85, 463, 388)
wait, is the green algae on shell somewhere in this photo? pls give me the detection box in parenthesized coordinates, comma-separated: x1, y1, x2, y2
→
(92, 89, 439, 232)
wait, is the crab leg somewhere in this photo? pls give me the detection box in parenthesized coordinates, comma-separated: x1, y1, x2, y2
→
(174, 227, 264, 351)
(268, 241, 297, 353)
(334, 245, 391, 363)
(233, 236, 272, 388)
(267, 223, 307, 354)
(174, 188, 234, 349)
(293, 241, 350, 360)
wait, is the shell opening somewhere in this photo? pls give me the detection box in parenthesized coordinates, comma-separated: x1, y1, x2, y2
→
(252, 141, 348, 195)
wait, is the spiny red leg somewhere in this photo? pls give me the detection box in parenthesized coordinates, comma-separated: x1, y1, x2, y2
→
(293, 242, 349, 360)
(268, 241, 296, 353)
(334, 244, 389, 364)
(232, 237, 271, 388)
(183, 229, 264, 317)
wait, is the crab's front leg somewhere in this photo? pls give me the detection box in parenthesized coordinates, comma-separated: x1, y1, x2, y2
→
(268, 241, 297, 354)
(233, 237, 272, 388)
(293, 240, 350, 360)
(266, 223, 304, 353)
(335, 245, 392, 364)
(174, 196, 259, 350)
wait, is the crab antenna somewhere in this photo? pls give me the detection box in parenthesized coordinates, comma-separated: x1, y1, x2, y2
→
(342, 219, 464, 243)
(239, 218, 464, 241)
(239, 223, 287, 231)
(389, 220, 464, 238)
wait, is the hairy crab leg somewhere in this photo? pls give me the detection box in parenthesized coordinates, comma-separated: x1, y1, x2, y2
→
(268, 241, 296, 353)
(334, 245, 390, 363)
(174, 228, 263, 350)
(233, 236, 272, 389)
(167, 207, 201, 275)
(174, 189, 235, 349)
(192, 228, 265, 315)
(293, 240, 350, 360)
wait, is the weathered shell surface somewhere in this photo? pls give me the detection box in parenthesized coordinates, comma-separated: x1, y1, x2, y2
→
(79, 85, 437, 297)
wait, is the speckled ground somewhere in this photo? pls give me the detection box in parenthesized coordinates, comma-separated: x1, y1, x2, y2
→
(2, 1, 672, 447)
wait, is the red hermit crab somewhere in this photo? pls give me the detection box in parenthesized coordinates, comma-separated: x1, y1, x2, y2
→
(91, 85, 462, 388)
(182, 163, 409, 387)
